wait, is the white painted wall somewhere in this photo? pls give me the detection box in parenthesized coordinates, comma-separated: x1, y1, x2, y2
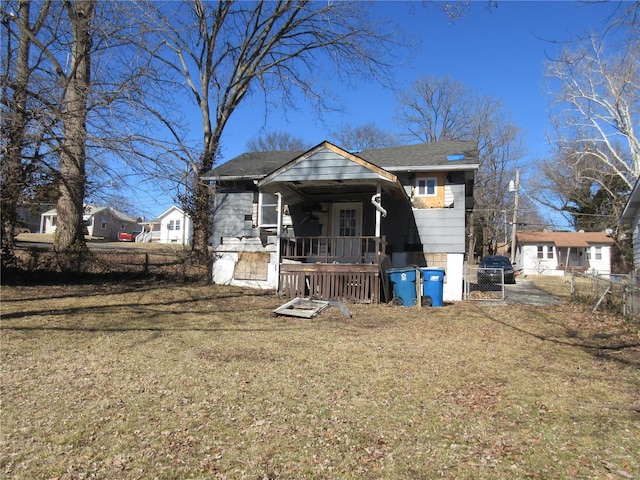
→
(157, 207, 193, 245)
(443, 253, 463, 301)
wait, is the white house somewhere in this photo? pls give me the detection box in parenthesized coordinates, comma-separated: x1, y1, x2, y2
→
(40, 205, 139, 240)
(620, 176, 640, 270)
(515, 231, 614, 277)
(138, 205, 192, 245)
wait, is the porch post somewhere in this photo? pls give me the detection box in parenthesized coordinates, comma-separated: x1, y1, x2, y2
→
(275, 192, 283, 292)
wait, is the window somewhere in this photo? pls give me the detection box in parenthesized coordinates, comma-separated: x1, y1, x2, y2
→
(258, 192, 278, 227)
(415, 177, 437, 197)
(168, 220, 174, 230)
(547, 246, 554, 259)
(537, 246, 544, 259)
(595, 246, 602, 260)
(338, 209, 358, 237)
(101, 222, 107, 230)
(175, 219, 181, 231)
(120, 223, 126, 230)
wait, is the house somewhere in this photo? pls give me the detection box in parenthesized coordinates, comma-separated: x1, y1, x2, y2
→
(16, 205, 53, 233)
(620, 176, 640, 270)
(202, 140, 478, 303)
(40, 205, 140, 241)
(515, 231, 614, 277)
(138, 205, 193, 245)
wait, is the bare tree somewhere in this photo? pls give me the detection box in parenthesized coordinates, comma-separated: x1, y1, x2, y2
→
(331, 122, 399, 151)
(50, 0, 95, 253)
(141, 0, 407, 257)
(0, 0, 49, 261)
(545, 35, 640, 192)
(1, 0, 186, 260)
(246, 131, 311, 152)
(540, 3, 639, 268)
(396, 75, 527, 257)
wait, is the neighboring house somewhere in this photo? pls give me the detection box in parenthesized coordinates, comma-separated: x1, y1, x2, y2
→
(515, 231, 614, 277)
(138, 205, 193, 245)
(202, 140, 479, 303)
(620, 176, 640, 270)
(40, 205, 140, 241)
(16, 205, 53, 233)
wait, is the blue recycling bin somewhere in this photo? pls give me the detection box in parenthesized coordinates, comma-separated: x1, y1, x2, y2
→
(388, 267, 418, 306)
(420, 267, 445, 307)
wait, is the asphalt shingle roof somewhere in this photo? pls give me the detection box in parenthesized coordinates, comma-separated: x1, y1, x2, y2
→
(517, 231, 614, 247)
(202, 141, 478, 180)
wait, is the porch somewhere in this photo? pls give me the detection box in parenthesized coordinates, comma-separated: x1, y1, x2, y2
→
(278, 235, 389, 303)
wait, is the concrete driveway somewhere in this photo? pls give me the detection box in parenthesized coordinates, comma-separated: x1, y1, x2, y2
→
(502, 278, 562, 306)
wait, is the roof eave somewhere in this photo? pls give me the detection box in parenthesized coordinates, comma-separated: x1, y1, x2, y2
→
(203, 174, 258, 182)
(384, 164, 479, 172)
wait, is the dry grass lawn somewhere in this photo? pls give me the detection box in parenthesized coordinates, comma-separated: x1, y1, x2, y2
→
(1, 279, 639, 479)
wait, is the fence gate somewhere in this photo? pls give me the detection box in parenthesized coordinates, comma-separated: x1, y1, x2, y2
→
(464, 267, 506, 300)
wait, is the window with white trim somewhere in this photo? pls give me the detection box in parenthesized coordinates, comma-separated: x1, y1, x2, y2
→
(537, 246, 544, 259)
(258, 192, 278, 227)
(415, 177, 437, 197)
(547, 246, 554, 259)
(595, 246, 602, 260)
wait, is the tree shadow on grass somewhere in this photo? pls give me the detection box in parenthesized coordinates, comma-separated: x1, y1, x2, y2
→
(473, 303, 640, 370)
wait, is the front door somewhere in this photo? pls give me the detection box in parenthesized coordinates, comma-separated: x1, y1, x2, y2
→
(332, 202, 362, 262)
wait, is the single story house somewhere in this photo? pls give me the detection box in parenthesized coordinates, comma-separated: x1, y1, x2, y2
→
(202, 140, 478, 303)
(40, 204, 140, 241)
(515, 231, 614, 276)
(138, 205, 193, 245)
(620, 176, 640, 270)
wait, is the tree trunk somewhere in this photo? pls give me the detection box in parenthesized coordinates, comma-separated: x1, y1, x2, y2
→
(53, 0, 94, 254)
(191, 141, 217, 268)
(1, 1, 32, 262)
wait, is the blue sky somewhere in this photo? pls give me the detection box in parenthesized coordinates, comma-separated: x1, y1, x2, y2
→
(138, 1, 622, 221)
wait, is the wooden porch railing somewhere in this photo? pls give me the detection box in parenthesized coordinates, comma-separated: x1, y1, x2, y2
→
(281, 236, 386, 264)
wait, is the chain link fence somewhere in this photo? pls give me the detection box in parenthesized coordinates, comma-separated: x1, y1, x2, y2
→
(464, 267, 506, 300)
(570, 270, 639, 321)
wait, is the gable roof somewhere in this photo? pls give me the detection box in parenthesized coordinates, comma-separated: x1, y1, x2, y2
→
(41, 205, 139, 223)
(257, 142, 410, 203)
(517, 231, 614, 248)
(259, 142, 400, 186)
(141, 205, 189, 225)
(202, 140, 478, 181)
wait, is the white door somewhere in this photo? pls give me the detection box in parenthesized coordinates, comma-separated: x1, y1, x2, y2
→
(332, 203, 362, 262)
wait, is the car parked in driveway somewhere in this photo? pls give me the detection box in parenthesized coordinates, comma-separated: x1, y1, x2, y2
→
(478, 255, 516, 284)
(117, 231, 139, 242)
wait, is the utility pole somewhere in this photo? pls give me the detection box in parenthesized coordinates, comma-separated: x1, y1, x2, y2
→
(510, 169, 519, 264)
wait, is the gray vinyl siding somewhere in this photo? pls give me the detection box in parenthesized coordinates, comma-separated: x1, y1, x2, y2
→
(264, 149, 385, 183)
(414, 208, 466, 253)
(412, 182, 466, 253)
(211, 189, 257, 249)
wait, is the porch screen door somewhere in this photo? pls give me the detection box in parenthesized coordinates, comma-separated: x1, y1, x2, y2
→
(332, 203, 362, 262)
